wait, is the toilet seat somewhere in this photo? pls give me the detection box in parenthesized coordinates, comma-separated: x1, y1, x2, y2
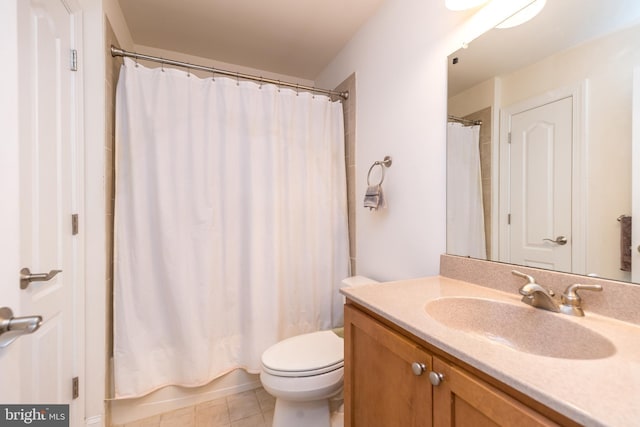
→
(261, 330, 344, 377)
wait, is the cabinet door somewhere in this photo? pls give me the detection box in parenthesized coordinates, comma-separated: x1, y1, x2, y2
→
(432, 357, 559, 427)
(344, 305, 433, 427)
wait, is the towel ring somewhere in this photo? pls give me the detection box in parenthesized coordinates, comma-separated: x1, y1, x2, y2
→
(367, 156, 392, 186)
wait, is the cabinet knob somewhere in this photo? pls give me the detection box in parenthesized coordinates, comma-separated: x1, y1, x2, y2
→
(411, 362, 426, 376)
(429, 371, 444, 386)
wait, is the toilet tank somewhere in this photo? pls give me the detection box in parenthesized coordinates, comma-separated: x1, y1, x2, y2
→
(334, 276, 379, 333)
(340, 276, 379, 303)
(341, 275, 379, 288)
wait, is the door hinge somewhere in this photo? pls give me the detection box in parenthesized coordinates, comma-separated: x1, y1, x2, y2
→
(70, 49, 78, 71)
(72, 377, 79, 399)
(71, 214, 79, 235)
(507, 213, 511, 225)
(507, 132, 512, 144)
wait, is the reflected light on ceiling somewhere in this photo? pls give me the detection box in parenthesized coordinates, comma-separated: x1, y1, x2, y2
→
(496, 0, 546, 29)
(445, 0, 490, 11)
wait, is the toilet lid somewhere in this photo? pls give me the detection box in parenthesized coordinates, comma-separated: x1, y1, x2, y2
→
(261, 330, 344, 377)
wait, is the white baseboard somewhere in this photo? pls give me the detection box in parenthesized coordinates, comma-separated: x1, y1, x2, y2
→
(109, 370, 261, 425)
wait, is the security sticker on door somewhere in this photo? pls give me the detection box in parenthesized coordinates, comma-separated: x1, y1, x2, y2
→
(0, 405, 69, 426)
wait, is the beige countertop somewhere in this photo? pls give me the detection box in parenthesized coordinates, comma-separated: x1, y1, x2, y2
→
(341, 276, 640, 427)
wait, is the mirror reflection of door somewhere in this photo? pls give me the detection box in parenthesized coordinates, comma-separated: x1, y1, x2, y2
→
(447, 1, 640, 283)
(507, 97, 572, 271)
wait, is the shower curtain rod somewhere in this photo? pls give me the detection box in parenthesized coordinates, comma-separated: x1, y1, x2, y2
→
(448, 115, 482, 126)
(110, 46, 349, 100)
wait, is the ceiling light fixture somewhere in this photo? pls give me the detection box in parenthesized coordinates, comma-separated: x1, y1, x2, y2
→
(495, 0, 546, 29)
(445, 0, 490, 11)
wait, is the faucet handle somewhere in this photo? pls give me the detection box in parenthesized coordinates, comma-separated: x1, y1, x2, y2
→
(511, 270, 535, 283)
(562, 283, 603, 302)
(560, 284, 603, 316)
(512, 270, 555, 296)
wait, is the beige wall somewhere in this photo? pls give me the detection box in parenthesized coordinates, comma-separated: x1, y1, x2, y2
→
(104, 20, 121, 426)
(448, 77, 495, 118)
(315, 1, 474, 282)
(105, 17, 120, 343)
(334, 74, 358, 273)
(314, 0, 525, 281)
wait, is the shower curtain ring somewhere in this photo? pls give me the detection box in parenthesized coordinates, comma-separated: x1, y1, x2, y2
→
(211, 69, 215, 82)
(160, 60, 165, 72)
(236, 72, 240, 86)
(259, 76, 263, 89)
(296, 84, 299, 96)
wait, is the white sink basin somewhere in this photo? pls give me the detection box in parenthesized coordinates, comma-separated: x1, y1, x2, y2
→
(425, 297, 616, 360)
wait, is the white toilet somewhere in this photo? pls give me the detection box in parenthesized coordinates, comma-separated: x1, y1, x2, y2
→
(260, 276, 378, 427)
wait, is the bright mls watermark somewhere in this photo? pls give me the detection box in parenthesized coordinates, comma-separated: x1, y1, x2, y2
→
(0, 405, 69, 426)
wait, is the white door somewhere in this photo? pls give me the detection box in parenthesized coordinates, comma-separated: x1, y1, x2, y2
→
(508, 96, 573, 271)
(0, 0, 81, 423)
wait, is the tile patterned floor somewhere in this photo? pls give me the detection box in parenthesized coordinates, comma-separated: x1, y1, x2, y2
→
(112, 387, 275, 427)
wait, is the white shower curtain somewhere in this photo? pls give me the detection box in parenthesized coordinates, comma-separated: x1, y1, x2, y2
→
(114, 58, 350, 398)
(446, 122, 487, 259)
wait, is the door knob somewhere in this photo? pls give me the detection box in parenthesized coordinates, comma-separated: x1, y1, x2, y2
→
(542, 236, 567, 245)
(429, 371, 444, 386)
(0, 307, 43, 348)
(20, 267, 62, 289)
(411, 362, 426, 376)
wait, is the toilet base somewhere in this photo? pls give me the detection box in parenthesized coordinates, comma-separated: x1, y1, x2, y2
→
(330, 402, 344, 427)
(273, 398, 330, 427)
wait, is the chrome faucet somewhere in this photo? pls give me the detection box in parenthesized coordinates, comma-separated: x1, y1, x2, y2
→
(511, 270, 560, 313)
(559, 284, 603, 316)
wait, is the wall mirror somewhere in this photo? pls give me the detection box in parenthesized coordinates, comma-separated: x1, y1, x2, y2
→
(446, 0, 640, 284)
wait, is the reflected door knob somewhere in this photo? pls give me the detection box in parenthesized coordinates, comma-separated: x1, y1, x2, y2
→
(429, 371, 444, 386)
(543, 236, 568, 245)
(411, 362, 426, 376)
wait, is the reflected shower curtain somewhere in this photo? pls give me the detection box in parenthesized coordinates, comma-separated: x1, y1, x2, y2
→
(446, 122, 487, 259)
(114, 58, 350, 398)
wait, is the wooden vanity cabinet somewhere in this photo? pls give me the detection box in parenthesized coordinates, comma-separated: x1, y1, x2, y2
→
(344, 302, 433, 427)
(431, 357, 559, 427)
(344, 303, 567, 427)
